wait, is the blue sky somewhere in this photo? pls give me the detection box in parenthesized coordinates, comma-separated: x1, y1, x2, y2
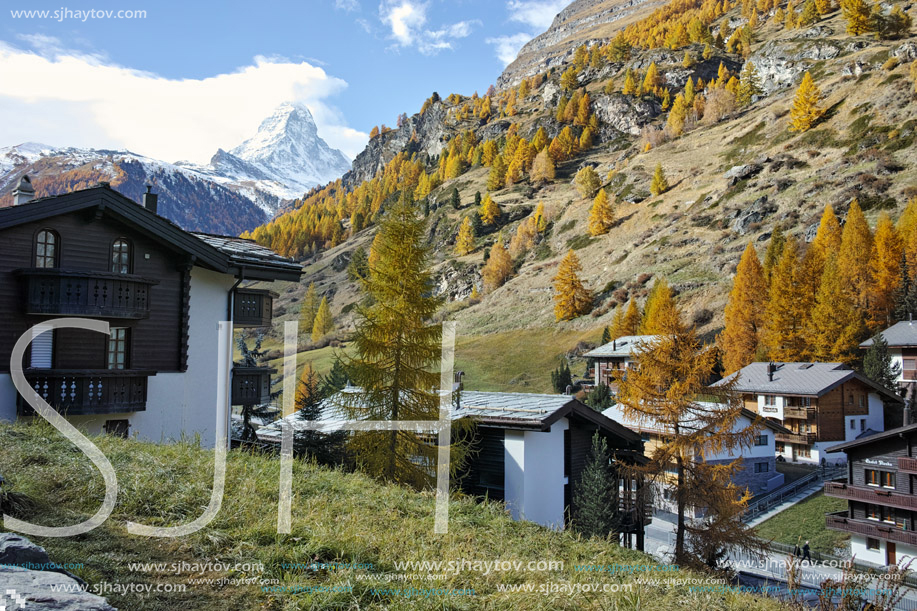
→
(0, 0, 567, 162)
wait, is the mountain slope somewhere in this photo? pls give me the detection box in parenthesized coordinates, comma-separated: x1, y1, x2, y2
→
(0, 103, 352, 234)
(251, 1, 917, 391)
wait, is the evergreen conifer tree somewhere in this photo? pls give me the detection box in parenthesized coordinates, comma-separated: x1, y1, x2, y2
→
(573, 433, 620, 538)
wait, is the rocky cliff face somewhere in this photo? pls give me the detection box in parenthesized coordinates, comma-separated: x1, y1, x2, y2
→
(496, 0, 668, 89)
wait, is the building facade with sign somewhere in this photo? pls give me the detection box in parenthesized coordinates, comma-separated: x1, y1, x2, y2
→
(825, 423, 917, 566)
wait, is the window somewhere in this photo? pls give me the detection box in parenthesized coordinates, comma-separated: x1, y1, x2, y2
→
(867, 537, 881, 551)
(798, 446, 811, 458)
(111, 239, 131, 274)
(867, 469, 880, 486)
(755, 435, 769, 446)
(35, 229, 58, 268)
(754, 462, 770, 473)
(859, 395, 865, 408)
(763, 395, 776, 406)
(29, 326, 53, 369)
(868, 504, 881, 520)
(107, 328, 128, 369)
(775, 442, 785, 453)
(882, 471, 896, 489)
(850, 420, 856, 430)
(860, 419, 866, 432)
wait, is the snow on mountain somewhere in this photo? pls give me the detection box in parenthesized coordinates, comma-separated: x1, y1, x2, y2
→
(0, 102, 353, 232)
(227, 101, 352, 199)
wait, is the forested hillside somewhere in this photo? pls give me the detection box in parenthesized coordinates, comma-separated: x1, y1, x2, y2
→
(245, 0, 917, 391)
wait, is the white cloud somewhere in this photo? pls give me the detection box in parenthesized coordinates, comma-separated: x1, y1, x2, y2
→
(379, 1, 477, 55)
(0, 41, 366, 162)
(486, 33, 532, 66)
(334, 0, 361, 11)
(506, 0, 567, 29)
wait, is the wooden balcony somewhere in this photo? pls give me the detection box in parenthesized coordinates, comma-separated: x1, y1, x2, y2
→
(775, 431, 818, 445)
(233, 288, 276, 328)
(826, 511, 917, 546)
(899, 457, 917, 474)
(231, 366, 276, 406)
(783, 406, 815, 419)
(17, 369, 153, 415)
(16, 268, 159, 319)
(824, 480, 917, 511)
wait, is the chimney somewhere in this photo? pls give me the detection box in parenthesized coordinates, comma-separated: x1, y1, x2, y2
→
(142, 184, 158, 214)
(12, 175, 35, 206)
(767, 362, 775, 382)
(612, 339, 617, 350)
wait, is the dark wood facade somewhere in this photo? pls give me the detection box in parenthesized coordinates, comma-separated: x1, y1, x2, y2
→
(0, 213, 189, 374)
(825, 424, 917, 558)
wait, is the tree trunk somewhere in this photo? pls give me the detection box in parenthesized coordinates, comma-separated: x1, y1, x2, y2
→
(675, 454, 686, 562)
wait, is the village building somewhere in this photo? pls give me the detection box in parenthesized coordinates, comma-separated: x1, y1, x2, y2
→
(716, 362, 902, 465)
(860, 319, 917, 390)
(825, 421, 917, 566)
(583, 335, 660, 392)
(0, 178, 300, 447)
(258, 388, 650, 547)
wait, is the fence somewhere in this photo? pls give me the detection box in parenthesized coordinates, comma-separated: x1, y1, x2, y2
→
(743, 465, 847, 522)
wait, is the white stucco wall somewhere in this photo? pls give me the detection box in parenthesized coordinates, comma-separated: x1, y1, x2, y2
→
(504, 430, 526, 521)
(0, 267, 235, 448)
(757, 393, 785, 420)
(501, 420, 568, 529)
(850, 534, 917, 567)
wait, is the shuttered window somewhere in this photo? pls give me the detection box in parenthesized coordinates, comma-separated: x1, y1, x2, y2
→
(29, 326, 53, 369)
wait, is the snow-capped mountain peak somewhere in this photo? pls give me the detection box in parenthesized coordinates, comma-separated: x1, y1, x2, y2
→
(228, 101, 351, 199)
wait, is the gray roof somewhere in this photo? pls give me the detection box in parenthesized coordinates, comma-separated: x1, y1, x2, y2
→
(716, 361, 901, 401)
(583, 335, 660, 359)
(257, 388, 642, 444)
(191, 232, 302, 274)
(826, 422, 917, 453)
(860, 320, 917, 348)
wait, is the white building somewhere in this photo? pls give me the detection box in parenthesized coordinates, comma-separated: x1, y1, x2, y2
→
(0, 181, 301, 447)
(860, 320, 917, 389)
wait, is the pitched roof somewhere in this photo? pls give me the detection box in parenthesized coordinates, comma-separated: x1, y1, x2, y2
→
(714, 361, 902, 402)
(826, 422, 917, 453)
(583, 335, 661, 359)
(860, 320, 917, 348)
(0, 184, 302, 281)
(257, 388, 642, 448)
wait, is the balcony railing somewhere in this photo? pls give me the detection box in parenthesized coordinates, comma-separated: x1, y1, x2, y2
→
(231, 366, 276, 406)
(16, 268, 159, 319)
(899, 457, 917, 474)
(783, 406, 815, 419)
(826, 511, 917, 546)
(17, 369, 153, 415)
(824, 480, 917, 511)
(233, 288, 276, 328)
(775, 431, 818, 445)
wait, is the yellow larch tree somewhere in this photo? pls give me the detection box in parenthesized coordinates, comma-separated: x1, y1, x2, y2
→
(454, 217, 475, 256)
(838, 199, 874, 310)
(533, 202, 548, 233)
(762, 238, 811, 361)
(642, 62, 663, 95)
(897, 197, 917, 272)
(482, 241, 513, 292)
(870, 212, 902, 330)
(641, 278, 680, 334)
(789, 71, 823, 132)
(553, 249, 593, 321)
(666, 93, 688, 136)
(311, 295, 334, 343)
(531, 149, 556, 184)
(588, 189, 615, 236)
(479, 193, 501, 226)
(650, 163, 670, 196)
(721, 243, 767, 374)
(622, 298, 642, 335)
(808, 255, 865, 364)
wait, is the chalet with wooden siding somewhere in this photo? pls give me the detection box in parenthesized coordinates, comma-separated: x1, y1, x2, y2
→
(860, 320, 917, 390)
(257, 389, 649, 548)
(824, 423, 917, 566)
(0, 179, 301, 446)
(716, 362, 902, 465)
(583, 335, 660, 392)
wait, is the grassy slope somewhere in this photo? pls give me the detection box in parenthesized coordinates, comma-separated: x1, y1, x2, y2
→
(0, 422, 787, 610)
(755, 492, 850, 555)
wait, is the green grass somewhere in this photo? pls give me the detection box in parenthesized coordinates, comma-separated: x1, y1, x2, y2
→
(0, 422, 786, 610)
(455, 328, 600, 393)
(755, 492, 850, 555)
